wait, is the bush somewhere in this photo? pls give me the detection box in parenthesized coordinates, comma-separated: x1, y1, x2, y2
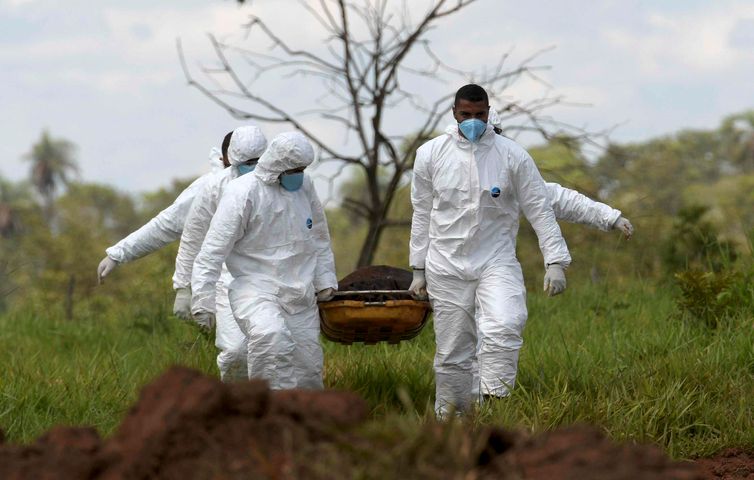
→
(662, 205, 738, 274)
(673, 268, 753, 328)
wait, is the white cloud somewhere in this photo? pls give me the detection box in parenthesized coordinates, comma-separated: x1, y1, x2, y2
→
(603, 4, 754, 76)
(2, 0, 36, 7)
(0, 37, 100, 59)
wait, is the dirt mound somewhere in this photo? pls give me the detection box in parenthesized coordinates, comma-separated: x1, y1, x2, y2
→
(0, 366, 741, 479)
(337, 265, 413, 301)
(695, 448, 754, 479)
(505, 426, 703, 480)
(0, 367, 367, 480)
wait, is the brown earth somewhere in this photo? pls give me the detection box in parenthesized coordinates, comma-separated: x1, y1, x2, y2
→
(695, 449, 754, 479)
(0, 366, 750, 479)
(337, 265, 414, 301)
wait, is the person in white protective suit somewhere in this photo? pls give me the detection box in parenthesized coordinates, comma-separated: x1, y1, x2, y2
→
(172, 126, 268, 382)
(409, 84, 572, 417)
(191, 131, 337, 389)
(96, 135, 231, 284)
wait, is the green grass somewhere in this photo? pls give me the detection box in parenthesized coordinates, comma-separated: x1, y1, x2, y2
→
(1, 281, 752, 459)
(0, 301, 216, 440)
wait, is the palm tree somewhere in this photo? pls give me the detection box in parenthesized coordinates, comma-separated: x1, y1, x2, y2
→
(23, 130, 79, 223)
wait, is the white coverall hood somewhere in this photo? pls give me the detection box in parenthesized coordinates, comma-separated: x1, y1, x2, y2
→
(487, 109, 502, 130)
(228, 126, 267, 166)
(254, 131, 314, 185)
(208, 147, 225, 173)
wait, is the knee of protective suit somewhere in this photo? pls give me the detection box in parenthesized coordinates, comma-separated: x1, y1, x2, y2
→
(247, 316, 293, 353)
(219, 345, 247, 364)
(478, 321, 525, 352)
(434, 353, 476, 374)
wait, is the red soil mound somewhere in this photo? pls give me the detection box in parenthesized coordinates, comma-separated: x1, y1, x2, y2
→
(0, 367, 367, 479)
(0, 366, 746, 479)
(505, 426, 703, 480)
(695, 449, 754, 479)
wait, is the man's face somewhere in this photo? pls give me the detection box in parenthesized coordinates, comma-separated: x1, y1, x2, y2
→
(452, 99, 489, 124)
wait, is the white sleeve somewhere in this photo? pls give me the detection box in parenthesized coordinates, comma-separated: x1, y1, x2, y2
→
(409, 146, 433, 270)
(105, 174, 209, 263)
(546, 182, 622, 232)
(514, 153, 571, 267)
(190, 185, 247, 314)
(307, 180, 338, 292)
(172, 180, 221, 289)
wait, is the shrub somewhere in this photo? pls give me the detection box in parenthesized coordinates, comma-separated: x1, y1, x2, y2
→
(674, 268, 753, 328)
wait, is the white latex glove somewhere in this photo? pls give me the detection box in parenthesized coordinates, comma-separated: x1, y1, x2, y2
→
(97, 256, 119, 285)
(408, 269, 428, 300)
(543, 263, 567, 297)
(612, 216, 634, 240)
(172, 287, 192, 320)
(316, 287, 336, 302)
(193, 311, 216, 332)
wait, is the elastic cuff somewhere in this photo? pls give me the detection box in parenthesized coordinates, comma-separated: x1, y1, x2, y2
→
(105, 247, 125, 264)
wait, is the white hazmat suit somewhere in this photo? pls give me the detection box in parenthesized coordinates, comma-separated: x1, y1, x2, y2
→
(99, 150, 224, 279)
(191, 132, 337, 389)
(174, 126, 268, 382)
(410, 123, 571, 416)
(547, 182, 623, 232)
(472, 181, 625, 398)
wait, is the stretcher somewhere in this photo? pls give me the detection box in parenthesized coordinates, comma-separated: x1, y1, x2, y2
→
(318, 290, 431, 345)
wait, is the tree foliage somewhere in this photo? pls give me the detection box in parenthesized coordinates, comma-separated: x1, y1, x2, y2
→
(4, 110, 754, 314)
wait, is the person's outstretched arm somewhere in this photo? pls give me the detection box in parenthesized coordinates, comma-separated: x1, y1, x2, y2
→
(546, 182, 622, 231)
(97, 173, 213, 284)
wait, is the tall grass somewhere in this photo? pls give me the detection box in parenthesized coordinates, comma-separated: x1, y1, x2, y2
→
(1, 280, 752, 458)
(0, 301, 216, 441)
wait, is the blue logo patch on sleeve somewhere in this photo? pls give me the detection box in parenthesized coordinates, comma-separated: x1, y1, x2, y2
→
(306, 218, 313, 229)
(491, 186, 501, 198)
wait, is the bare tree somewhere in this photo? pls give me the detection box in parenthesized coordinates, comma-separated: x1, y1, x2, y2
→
(180, 0, 599, 266)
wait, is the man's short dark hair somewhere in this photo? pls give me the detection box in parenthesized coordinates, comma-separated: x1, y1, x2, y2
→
(454, 84, 488, 105)
(221, 130, 233, 167)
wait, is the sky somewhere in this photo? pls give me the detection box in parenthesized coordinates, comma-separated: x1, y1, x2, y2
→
(1, 0, 753, 202)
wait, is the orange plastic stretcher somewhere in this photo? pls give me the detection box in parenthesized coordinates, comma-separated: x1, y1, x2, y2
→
(318, 290, 431, 345)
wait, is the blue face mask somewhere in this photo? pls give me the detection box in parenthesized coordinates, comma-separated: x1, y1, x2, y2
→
(458, 118, 487, 143)
(237, 163, 257, 176)
(280, 172, 305, 192)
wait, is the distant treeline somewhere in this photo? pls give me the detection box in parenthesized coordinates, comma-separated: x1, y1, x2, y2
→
(1, 110, 753, 317)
